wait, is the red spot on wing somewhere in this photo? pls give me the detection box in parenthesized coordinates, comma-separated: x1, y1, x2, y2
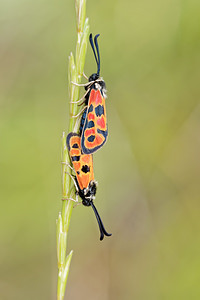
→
(95, 90, 103, 105)
(89, 89, 103, 105)
(88, 113, 95, 120)
(85, 128, 95, 137)
(97, 116, 105, 129)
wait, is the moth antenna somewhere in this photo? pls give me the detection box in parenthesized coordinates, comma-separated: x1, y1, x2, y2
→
(90, 202, 104, 240)
(89, 34, 98, 69)
(91, 202, 112, 241)
(89, 33, 101, 76)
(92, 202, 112, 237)
(94, 34, 100, 76)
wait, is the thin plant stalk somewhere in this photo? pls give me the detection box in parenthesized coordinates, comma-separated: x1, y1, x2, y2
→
(56, 1, 89, 299)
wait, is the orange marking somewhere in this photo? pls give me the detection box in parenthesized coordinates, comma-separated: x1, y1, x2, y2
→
(79, 174, 90, 190)
(85, 134, 104, 148)
(96, 135, 103, 144)
(68, 133, 96, 190)
(90, 172, 94, 181)
(81, 155, 90, 163)
(73, 161, 81, 171)
(70, 136, 80, 143)
(71, 149, 80, 156)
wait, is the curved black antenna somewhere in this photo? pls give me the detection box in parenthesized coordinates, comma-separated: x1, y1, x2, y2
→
(89, 34, 98, 68)
(94, 34, 100, 76)
(91, 202, 112, 241)
(89, 33, 101, 76)
(91, 202, 104, 241)
(91, 202, 112, 239)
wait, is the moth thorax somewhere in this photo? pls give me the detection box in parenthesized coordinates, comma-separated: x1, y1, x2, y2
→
(89, 73, 99, 82)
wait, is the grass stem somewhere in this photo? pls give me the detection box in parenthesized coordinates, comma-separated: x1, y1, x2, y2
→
(56, 1, 89, 299)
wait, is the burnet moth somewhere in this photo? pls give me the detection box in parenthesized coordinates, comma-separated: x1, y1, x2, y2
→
(66, 132, 111, 241)
(79, 33, 108, 154)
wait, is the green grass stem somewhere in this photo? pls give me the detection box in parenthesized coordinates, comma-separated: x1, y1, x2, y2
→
(56, 1, 89, 299)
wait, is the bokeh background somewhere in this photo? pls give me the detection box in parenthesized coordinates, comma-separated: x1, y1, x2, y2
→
(1, 0, 200, 299)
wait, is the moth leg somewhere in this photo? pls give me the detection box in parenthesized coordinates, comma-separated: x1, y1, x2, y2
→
(61, 161, 74, 171)
(73, 193, 82, 207)
(83, 72, 88, 80)
(72, 106, 87, 118)
(74, 114, 82, 132)
(71, 81, 94, 87)
(73, 202, 82, 208)
(62, 162, 75, 174)
(61, 162, 73, 169)
(70, 89, 90, 104)
(65, 171, 79, 192)
(62, 197, 78, 203)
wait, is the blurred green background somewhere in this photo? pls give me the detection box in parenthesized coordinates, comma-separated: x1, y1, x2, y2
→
(1, 0, 200, 299)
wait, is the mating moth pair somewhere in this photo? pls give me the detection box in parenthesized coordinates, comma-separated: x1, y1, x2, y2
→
(66, 34, 111, 241)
